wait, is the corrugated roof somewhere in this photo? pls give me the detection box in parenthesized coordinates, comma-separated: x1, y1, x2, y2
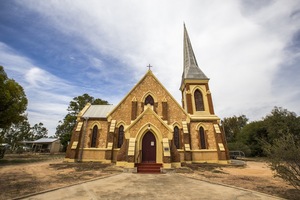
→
(82, 105, 115, 118)
(34, 138, 59, 143)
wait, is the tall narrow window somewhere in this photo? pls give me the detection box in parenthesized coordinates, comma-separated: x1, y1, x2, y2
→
(174, 126, 180, 149)
(91, 125, 98, 148)
(199, 127, 206, 149)
(145, 95, 154, 106)
(118, 125, 124, 148)
(194, 89, 204, 111)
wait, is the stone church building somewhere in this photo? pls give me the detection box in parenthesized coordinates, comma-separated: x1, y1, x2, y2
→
(65, 25, 230, 170)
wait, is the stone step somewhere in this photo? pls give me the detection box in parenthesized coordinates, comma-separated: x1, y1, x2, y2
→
(136, 163, 162, 173)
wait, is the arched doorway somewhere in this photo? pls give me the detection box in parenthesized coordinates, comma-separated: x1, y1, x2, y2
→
(142, 131, 156, 163)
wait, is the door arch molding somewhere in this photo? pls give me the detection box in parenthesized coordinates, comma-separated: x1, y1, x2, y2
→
(135, 123, 163, 164)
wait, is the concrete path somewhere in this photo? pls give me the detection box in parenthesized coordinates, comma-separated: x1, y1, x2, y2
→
(25, 173, 280, 200)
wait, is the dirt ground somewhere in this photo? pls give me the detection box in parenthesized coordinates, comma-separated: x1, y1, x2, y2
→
(181, 161, 300, 200)
(0, 154, 299, 200)
(0, 154, 122, 200)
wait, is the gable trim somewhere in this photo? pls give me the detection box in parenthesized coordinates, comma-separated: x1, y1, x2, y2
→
(107, 70, 190, 120)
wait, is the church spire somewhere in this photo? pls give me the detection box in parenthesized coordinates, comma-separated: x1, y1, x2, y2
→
(182, 24, 208, 80)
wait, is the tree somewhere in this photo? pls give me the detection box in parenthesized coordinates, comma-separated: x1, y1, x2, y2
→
(55, 114, 76, 151)
(227, 141, 251, 157)
(0, 66, 28, 131)
(238, 121, 268, 156)
(1, 118, 32, 150)
(264, 107, 300, 143)
(264, 133, 300, 190)
(55, 94, 109, 150)
(31, 122, 48, 140)
(221, 115, 248, 142)
(67, 93, 109, 116)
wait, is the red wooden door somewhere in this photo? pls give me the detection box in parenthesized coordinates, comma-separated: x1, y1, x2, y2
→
(142, 131, 156, 163)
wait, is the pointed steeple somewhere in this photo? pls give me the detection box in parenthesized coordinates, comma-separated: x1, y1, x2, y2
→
(182, 24, 208, 80)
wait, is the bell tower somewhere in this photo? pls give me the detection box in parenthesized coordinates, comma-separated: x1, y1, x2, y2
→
(180, 24, 215, 116)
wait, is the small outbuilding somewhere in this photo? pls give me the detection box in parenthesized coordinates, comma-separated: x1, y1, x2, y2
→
(21, 138, 62, 153)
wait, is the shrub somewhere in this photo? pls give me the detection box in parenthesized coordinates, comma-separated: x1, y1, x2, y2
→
(264, 133, 300, 190)
(227, 142, 251, 157)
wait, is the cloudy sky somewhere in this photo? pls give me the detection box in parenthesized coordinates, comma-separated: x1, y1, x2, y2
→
(1, 0, 299, 136)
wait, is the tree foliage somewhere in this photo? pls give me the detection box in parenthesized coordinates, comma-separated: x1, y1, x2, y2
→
(225, 107, 300, 157)
(0, 120, 48, 149)
(238, 121, 268, 156)
(1, 118, 31, 147)
(0, 66, 48, 155)
(55, 93, 109, 150)
(223, 107, 300, 189)
(221, 115, 248, 142)
(264, 133, 300, 190)
(227, 141, 251, 156)
(31, 122, 48, 140)
(0, 66, 28, 130)
(67, 94, 108, 115)
(263, 107, 300, 143)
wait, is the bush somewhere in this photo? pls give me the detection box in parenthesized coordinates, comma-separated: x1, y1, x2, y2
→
(227, 142, 251, 157)
(264, 133, 300, 190)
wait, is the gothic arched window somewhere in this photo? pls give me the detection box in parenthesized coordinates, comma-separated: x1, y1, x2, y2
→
(118, 125, 124, 148)
(199, 127, 206, 149)
(174, 126, 180, 149)
(194, 89, 204, 111)
(91, 125, 98, 148)
(145, 95, 154, 106)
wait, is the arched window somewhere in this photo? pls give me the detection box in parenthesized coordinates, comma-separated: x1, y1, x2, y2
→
(145, 95, 154, 106)
(194, 89, 204, 111)
(118, 125, 124, 148)
(199, 127, 206, 149)
(174, 126, 180, 149)
(91, 125, 98, 148)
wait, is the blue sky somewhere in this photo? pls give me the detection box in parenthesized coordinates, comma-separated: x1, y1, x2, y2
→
(1, 0, 300, 136)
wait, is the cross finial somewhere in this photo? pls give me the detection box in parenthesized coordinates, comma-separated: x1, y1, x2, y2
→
(147, 64, 152, 71)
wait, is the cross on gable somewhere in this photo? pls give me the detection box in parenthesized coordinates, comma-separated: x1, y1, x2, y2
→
(147, 64, 152, 70)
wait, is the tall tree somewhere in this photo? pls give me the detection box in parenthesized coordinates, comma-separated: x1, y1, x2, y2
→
(55, 93, 109, 150)
(0, 66, 28, 131)
(67, 93, 108, 115)
(238, 120, 268, 156)
(230, 107, 300, 157)
(221, 115, 248, 142)
(31, 122, 48, 140)
(264, 107, 300, 143)
(2, 119, 32, 149)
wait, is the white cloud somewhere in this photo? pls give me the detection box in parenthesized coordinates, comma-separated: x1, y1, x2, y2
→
(0, 42, 74, 135)
(1, 0, 299, 136)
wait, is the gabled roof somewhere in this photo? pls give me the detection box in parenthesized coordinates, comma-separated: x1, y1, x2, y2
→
(107, 70, 189, 118)
(182, 24, 209, 81)
(82, 105, 115, 118)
